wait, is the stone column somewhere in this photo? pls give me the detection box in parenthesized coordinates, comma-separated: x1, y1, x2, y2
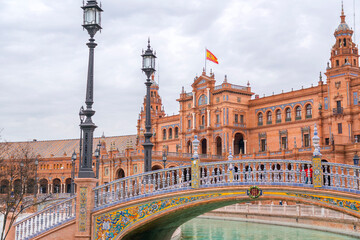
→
(206, 88, 210, 105)
(192, 91, 195, 108)
(192, 113, 195, 130)
(207, 109, 210, 127)
(74, 178, 99, 240)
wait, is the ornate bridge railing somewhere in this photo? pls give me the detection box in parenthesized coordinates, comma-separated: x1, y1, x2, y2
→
(93, 165, 192, 211)
(14, 196, 76, 240)
(322, 161, 360, 192)
(93, 159, 360, 211)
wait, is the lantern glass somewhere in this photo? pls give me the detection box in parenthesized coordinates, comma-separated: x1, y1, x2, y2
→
(143, 56, 151, 69)
(94, 149, 100, 158)
(84, 8, 96, 25)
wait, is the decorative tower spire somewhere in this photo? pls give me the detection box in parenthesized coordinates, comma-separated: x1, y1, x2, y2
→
(341, 0, 345, 23)
(312, 124, 321, 156)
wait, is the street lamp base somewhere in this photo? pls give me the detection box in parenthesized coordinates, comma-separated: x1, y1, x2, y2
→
(78, 170, 95, 178)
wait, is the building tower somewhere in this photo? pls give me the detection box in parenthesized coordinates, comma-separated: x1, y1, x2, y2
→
(325, 4, 360, 146)
(136, 74, 165, 156)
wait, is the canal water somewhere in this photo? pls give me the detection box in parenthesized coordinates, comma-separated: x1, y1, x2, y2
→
(181, 218, 357, 240)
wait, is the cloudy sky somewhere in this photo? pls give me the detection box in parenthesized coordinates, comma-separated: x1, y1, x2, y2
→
(0, 0, 357, 142)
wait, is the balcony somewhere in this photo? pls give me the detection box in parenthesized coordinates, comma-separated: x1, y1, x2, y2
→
(258, 122, 263, 126)
(200, 125, 205, 130)
(276, 119, 281, 123)
(266, 121, 272, 125)
(295, 116, 301, 120)
(285, 118, 291, 122)
(306, 115, 312, 119)
(333, 107, 343, 115)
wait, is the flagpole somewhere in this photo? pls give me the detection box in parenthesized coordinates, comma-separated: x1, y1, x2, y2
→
(204, 47, 207, 74)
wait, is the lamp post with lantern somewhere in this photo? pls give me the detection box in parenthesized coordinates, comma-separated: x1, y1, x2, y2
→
(354, 152, 359, 166)
(141, 39, 156, 172)
(94, 141, 101, 186)
(162, 151, 167, 169)
(71, 151, 76, 196)
(78, 0, 103, 178)
(34, 158, 38, 198)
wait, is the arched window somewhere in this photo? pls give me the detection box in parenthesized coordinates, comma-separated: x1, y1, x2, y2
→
(266, 111, 272, 124)
(276, 109, 281, 123)
(258, 113, 263, 126)
(174, 127, 179, 138)
(306, 104, 312, 118)
(295, 106, 301, 120)
(285, 108, 291, 121)
(201, 115, 205, 126)
(198, 95, 207, 106)
(163, 129, 166, 140)
(168, 128, 173, 139)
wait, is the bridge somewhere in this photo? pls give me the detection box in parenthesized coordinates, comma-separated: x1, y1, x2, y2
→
(13, 157, 360, 240)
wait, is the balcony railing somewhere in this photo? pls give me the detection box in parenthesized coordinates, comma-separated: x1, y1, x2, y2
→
(276, 119, 281, 123)
(285, 118, 291, 122)
(266, 121, 272, 125)
(258, 122, 263, 126)
(333, 107, 343, 115)
(305, 115, 312, 119)
(295, 116, 301, 120)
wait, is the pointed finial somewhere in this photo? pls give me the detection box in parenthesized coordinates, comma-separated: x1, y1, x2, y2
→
(228, 147, 233, 161)
(224, 75, 227, 83)
(147, 37, 151, 49)
(313, 124, 321, 156)
(210, 68, 212, 75)
(319, 72, 323, 82)
(102, 132, 105, 138)
(202, 67, 205, 73)
(192, 135, 200, 159)
(182, 86, 185, 93)
(247, 81, 250, 87)
(340, 1, 346, 23)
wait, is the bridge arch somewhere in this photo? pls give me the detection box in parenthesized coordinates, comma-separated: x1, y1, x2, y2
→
(93, 186, 360, 240)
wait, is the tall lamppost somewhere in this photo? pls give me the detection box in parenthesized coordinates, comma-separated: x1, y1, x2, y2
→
(354, 152, 359, 166)
(34, 158, 38, 198)
(141, 39, 156, 172)
(71, 151, 76, 196)
(79, 0, 103, 178)
(20, 161, 24, 194)
(162, 151, 167, 169)
(94, 142, 101, 186)
(79, 106, 85, 166)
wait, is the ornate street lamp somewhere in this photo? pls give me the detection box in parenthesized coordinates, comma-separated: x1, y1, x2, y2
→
(94, 141, 101, 186)
(71, 151, 76, 196)
(34, 158, 38, 198)
(79, 106, 85, 166)
(162, 151, 167, 169)
(354, 152, 359, 166)
(141, 39, 156, 172)
(78, 0, 103, 178)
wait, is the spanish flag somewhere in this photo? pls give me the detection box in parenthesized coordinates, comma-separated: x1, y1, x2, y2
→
(206, 49, 219, 64)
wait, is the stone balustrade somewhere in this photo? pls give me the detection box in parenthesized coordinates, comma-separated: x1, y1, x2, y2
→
(93, 159, 360, 212)
(215, 203, 358, 220)
(14, 196, 76, 240)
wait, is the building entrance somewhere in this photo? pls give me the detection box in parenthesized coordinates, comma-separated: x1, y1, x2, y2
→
(234, 133, 245, 155)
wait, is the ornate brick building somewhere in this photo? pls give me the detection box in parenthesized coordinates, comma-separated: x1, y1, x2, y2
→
(135, 8, 360, 171)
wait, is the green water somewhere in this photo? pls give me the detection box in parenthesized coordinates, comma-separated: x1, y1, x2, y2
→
(181, 218, 357, 240)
